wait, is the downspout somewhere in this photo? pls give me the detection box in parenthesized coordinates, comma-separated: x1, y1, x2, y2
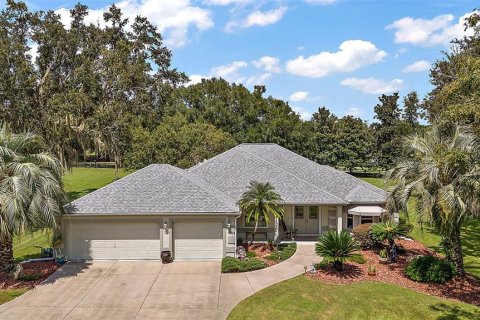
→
(234, 215, 239, 258)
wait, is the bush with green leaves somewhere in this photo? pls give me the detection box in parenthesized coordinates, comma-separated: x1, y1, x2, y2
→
(221, 257, 267, 273)
(351, 223, 379, 249)
(265, 243, 297, 261)
(349, 253, 367, 264)
(315, 231, 360, 271)
(17, 273, 43, 282)
(405, 256, 455, 283)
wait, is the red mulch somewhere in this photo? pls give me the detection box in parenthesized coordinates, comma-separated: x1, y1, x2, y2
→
(308, 239, 480, 306)
(0, 261, 59, 289)
(246, 243, 278, 266)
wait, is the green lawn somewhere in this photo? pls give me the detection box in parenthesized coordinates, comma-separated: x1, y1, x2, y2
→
(360, 177, 480, 279)
(0, 288, 28, 305)
(228, 276, 480, 320)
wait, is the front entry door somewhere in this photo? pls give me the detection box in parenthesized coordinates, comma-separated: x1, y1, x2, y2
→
(294, 206, 319, 234)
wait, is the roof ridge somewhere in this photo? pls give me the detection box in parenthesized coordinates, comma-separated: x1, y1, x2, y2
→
(237, 145, 347, 204)
(188, 144, 243, 172)
(169, 165, 239, 211)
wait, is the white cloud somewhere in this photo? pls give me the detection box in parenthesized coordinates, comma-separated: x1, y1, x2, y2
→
(286, 40, 387, 78)
(289, 91, 309, 102)
(211, 60, 248, 82)
(292, 106, 311, 121)
(304, 0, 338, 5)
(203, 0, 252, 5)
(186, 74, 211, 86)
(340, 77, 403, 94)
(402, 60, 430, 73)
(252, 56, 281, 73)
(55, 0, 214, 48)
(387, 12, 475, 46)
(27, 43, 39, 63)
(225, 6, 287, 32)
(246, 73, 271, 86)
(345, 107, 362, 117)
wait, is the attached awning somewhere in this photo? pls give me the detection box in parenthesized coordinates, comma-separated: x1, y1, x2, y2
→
(348, 206, 386, 217)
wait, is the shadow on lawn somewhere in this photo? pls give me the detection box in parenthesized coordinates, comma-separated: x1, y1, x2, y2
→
(67, 188, 99, 201)
(430, 303, 480, 320)
(461, 220, 480, 258)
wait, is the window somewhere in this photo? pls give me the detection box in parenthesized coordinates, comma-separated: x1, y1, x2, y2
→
(361, 216, 373, 224)
(328, 207, 337, 231)
(347, 214, 354, 229)
(244, 215, 266, 227)
(294, 206, 304, 219)
(309, 206, 319, 219)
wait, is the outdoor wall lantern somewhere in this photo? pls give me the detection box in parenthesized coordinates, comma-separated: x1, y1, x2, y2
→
(163, 221, 168, 233)
(227, 221, 231, 233)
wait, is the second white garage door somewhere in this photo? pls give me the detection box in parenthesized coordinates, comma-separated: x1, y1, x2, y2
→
(69, 222, 161, 260)
(174, 221, 223, 260)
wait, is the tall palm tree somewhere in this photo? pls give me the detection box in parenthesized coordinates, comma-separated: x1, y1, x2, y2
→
(238, 181, 284, 242)
(0, 124, 66, 272)
(385, 123, 480, 275)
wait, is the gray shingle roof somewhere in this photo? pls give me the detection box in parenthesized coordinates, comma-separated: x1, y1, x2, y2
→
(189, 143, 386, 204)
(67, 164, 239, 215)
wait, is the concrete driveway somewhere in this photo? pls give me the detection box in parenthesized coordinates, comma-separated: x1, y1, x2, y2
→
(0, 243, 318, 320)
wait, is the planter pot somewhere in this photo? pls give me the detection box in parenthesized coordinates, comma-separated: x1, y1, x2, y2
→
(368, 271, 377, 276)
(378, 257, 388, 264)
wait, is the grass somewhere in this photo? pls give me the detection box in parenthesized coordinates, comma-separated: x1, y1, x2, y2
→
(360, 176, 480, 279)
(227, 276, 480, 320)
(0, 288, 29, 305)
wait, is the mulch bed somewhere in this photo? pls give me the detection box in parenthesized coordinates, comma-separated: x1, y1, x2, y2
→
(0, 261, 59, 289)
(308, 239, 480, 306)
(245, 243, 279, 266)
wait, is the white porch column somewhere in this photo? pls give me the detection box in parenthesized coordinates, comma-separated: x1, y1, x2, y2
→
(274, 217, 279, 243)
(337, 206, 343, 233)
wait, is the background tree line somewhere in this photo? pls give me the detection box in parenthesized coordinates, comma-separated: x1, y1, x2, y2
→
(0, 1, 478, 177)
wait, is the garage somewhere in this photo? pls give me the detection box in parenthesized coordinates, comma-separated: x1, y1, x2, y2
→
(173, 221, 223, 260)
(69, 222, 161, 260)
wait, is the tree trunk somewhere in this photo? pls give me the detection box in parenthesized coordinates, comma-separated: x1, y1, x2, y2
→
(0, 235, 14, 272)
(451, 226, 464, 276)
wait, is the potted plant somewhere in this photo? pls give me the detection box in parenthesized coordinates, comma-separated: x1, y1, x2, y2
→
(367, 265, 377, 276)
(378, 248, 388, 264)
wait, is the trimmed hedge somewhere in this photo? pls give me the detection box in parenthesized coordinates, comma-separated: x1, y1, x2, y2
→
(221, 257, 267, 273)
(405, 256, 454, 283)
(352, 223, 379, 249)
(265, 243, 297, 261)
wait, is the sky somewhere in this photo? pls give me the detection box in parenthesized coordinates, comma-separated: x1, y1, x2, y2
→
(13, 0, 478, 122)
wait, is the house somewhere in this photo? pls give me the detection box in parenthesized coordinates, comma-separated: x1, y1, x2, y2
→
(62, 143, 386, 261)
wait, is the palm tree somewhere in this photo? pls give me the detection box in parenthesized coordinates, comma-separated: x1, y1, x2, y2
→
(0, 124, 66, 272)
(238, 181, 284, 242)
(385, 123, 480, 275)
(315, 231, 360, 271)
(371, 221, 406, 262)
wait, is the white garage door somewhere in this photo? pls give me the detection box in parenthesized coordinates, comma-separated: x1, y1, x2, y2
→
(69, 222, 161, 260)
(174, 221, 223, 260)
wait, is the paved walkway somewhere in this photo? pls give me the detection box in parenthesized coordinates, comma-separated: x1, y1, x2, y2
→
(0, 243, 318, 320)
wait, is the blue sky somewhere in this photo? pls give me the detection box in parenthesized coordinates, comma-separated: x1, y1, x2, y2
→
(15, 0, 478, 121)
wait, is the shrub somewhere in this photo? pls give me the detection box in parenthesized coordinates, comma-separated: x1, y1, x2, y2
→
(371, 221, 407, 262)
(246, 251, 256, 258)
(315, 231, 360, 271)
(221, 257, 267, 273)
(265, 243, 297, 261)
(405, 256, 454, 283)
(398, 217, 414, 235)
(17, 273, 43, 281)
(351, 223, 378, 249)
(349, 253, 367, 264)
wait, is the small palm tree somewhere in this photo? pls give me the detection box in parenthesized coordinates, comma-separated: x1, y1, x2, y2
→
(371, 221, 406, 262)
(385, 123, 480, 275)
(238, 181, 284, 242)
(316, 231, 360, 271)
(0, 124, 66, 271)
